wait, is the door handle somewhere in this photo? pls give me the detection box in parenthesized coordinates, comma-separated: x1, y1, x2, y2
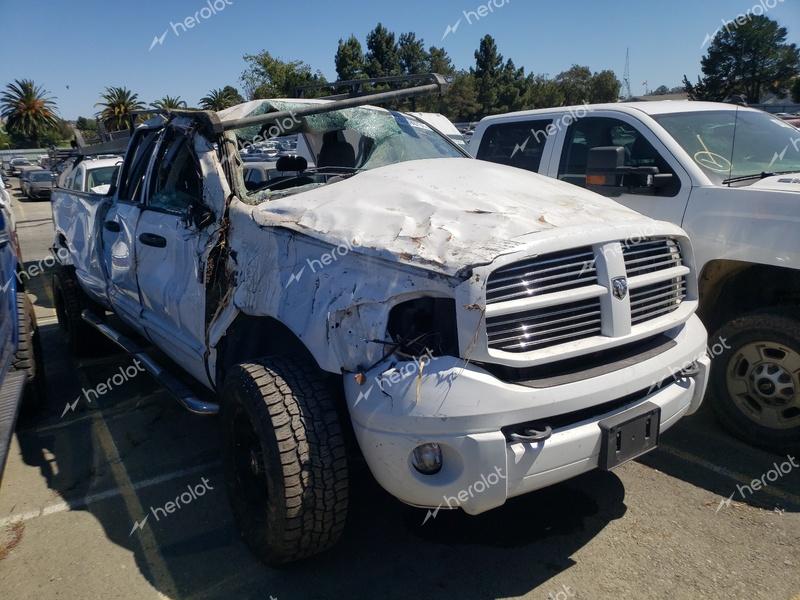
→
(104, 220, 121, 233)
(139, 232, 167, 248)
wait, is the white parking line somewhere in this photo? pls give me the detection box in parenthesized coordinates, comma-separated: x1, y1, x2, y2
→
(0, 461, 220, 528)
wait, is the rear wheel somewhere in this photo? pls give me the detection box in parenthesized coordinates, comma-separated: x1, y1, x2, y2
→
(221, 356, 349, 565)
(12, 292, 45, 413)
(709, 308, 800, 451)
(52, 265, 102, 356)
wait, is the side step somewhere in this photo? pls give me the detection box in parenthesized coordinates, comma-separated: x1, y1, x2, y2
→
(81, 311, 219, 415)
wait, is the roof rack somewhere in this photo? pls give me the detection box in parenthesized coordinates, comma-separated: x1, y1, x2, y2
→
(220, 73, 450, 132)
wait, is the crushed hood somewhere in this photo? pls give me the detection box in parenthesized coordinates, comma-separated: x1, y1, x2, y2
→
(251, 158, 651, 276)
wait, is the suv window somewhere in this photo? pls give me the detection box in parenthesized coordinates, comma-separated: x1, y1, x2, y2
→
(70, 167, 84, 191)
(148, 131, 201, 213)
(118, 129, 160, 202)
(476, 120, 553, 172)
(558, 117, 679, 196)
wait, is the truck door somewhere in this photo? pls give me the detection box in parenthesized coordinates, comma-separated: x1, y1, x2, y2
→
(134, 126, 215, 384)
(100, 127, 161, 330)
(551, 114, 691, 225)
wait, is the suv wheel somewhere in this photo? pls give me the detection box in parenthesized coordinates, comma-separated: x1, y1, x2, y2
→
(12, 292, 45, 412)
(52, 265, 101, 356)
(221, 356, 349, 565)
(709, 308, 800, 451)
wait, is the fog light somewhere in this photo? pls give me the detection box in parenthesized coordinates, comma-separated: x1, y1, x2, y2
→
(411, 443, 442, 475)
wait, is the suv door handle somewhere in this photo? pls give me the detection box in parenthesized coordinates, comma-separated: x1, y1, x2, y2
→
(104, 220, 121, 233)
(139, 232, 167, 248)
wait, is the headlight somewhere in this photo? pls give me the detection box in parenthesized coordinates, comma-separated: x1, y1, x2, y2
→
(386, 297, 459, 357)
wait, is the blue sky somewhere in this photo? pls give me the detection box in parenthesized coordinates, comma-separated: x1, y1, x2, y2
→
(1, 0, 797, 119)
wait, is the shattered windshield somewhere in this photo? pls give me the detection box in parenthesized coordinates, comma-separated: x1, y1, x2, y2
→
(653, 110, 800, 185)
(227, 100, 466, 202)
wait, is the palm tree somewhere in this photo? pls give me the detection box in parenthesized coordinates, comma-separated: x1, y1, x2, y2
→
(95, 86, 145, 131)
(0, 79, 59, 145)
(150, 95, 188, 110)
(199, 86, 243, 111)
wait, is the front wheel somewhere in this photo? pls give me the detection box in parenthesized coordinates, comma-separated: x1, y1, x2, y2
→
(709, 308, 800, 451)
(221, 356, 349, 565)
(12, 292, 45, 413)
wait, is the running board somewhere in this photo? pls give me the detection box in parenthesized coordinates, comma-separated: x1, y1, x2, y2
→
(81, 311, 219, 415)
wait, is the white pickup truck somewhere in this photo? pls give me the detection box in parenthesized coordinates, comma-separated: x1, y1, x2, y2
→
(50, 77, 709, 564)
(470, 101, 800, 450)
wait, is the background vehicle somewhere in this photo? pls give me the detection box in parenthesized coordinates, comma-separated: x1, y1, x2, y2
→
(0, 196, 44, 485)
(57, 156, 122, 194)
(24, 169, 54, 199)
(470, 101, 800, 449)
(408, 112, 467, 147)
(52, 76, 708, 564)
(6, 157, 33, 176)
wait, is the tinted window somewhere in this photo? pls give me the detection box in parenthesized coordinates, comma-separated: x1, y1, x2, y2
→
(558, 117, 679, 196)
(118, 129, 160, 202)
(70, 168, 84, 191)
(148, 131, 201, 213)
(477, 120, 553, 172)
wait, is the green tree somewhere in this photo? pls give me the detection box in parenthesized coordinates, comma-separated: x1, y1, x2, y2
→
(695, 15, 799, 102)
(95, 86, 145, 131)
(75, 116, 98, 131)
(525, 74, 565, 108)
(241, 51, 327, 99)
(151, 95, 188, 110)
(335, 35, 366, 81)
(428, 46, 456, 76)
(555, 65, 593, 105)
(591, 70, 622, 103)
(442, 72, 480, 121)
(365, 23, 400, 78)
(398, 32, 428, 75)
(0, 126, 11, 149)
(790, 77, 800, 103)
(200, 87, 243, 110)
(495, 59, 528, 113)
(0, 79, 59, 146)
(472, 35, 503, 116)
(682, 74, 711, 101)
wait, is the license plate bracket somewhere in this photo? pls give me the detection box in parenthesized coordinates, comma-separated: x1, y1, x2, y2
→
(599, 402, 661, 470)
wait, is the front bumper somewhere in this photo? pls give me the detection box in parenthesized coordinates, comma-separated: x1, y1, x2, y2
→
(345, 314, 709, 515)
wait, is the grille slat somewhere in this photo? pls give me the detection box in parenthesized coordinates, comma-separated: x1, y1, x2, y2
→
(623, 238, 682, 277)
(487, 246, 597, 304)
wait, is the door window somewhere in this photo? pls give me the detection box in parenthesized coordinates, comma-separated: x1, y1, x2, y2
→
(476, 120, 553, 172)
(148, 131, 202, 213)
(558, 117, 679, 196)
(118, 129, 160, 202)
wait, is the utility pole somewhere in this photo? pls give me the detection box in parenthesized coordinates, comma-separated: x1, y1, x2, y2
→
(623, 48, 632, 100)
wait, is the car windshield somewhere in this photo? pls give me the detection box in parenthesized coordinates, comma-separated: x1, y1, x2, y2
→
(228, 101, 466, 202)
(86, 166, 118, 189)
(31, 172, 51, 182)
(653, 110, 800, 185)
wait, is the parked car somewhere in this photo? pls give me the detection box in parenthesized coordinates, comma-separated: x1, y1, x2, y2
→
(24, 169, 55, 200)
(470, 100, 800, 449)
(18, 167, 39, 196)
(52, 79, 709, 564)
(6, 157, 34, 177)
(408, 112, 467, 148)
(0, 193, 44, 485)
(58, 156, 122, 194)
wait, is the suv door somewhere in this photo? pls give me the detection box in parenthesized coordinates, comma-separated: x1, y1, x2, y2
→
(101, 127, 161, 330)
(134, 126, 215, 384)
(552, 113, 691, 224)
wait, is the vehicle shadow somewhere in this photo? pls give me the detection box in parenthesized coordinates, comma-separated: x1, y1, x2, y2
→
(12, 323, 629, 600)
(639, 402, 800, 513)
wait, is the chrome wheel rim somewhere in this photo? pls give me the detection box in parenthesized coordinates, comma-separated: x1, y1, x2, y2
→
(727, 341, 800, 430)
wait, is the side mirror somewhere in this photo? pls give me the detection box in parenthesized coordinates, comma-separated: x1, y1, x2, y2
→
(586, 146, 661, 190)
(189, 201, 215, 229)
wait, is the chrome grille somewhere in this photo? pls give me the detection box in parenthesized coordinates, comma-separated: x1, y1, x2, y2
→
(630, 277, 687, 325)
(486, 247, 596, 304)
(486, 298, 602, 353)
(623, 238, 682, 276)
